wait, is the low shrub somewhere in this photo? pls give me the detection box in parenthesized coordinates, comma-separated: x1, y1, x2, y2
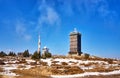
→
(51, 66, 84, 75)
(51, 64, 61, 67)
(61, 62, 68, 65)
(66, 66, 84, 74)
(17, 65, 26, 69)
(40, 61, 48, 66)
(51, 61, 59, 64)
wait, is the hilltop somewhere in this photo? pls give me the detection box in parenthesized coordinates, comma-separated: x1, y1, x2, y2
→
(0, 55, 120, 78)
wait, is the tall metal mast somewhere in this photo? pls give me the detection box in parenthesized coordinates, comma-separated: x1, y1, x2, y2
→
(38, 35, 41, 54)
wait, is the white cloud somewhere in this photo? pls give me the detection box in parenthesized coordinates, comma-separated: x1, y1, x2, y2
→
(16, 22, 26, 35)
(15, 20, 31, 41)
(36, 0, 61, 31)
(24, 35, 31, 40)
(58, 0, 74, 16)
(38, 7, 60, 26)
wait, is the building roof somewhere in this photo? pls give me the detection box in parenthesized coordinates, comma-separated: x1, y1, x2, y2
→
(43, 46, 49, 50)
(43, 46, 47, 49)
(70, 28, 81, 36)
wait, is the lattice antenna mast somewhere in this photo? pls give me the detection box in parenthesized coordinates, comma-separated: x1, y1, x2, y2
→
(38, 35, 41, 54)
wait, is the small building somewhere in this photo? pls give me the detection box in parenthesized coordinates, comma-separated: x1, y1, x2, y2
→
(42, 46, 49, 55)
(42, 46, 51, 58)
(68, 28, 82, 56)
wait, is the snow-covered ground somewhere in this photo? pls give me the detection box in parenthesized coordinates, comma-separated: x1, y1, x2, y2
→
(41, 58, 116, 70)
(0, 64, 18, 76)
(41, 58, 109, 65)
(0, 58, 119, 77)
(41, 58, 120, 78)
(51, 70, 120, 78)
(41, 58, 52, 66)
(0, 59, 36, 76)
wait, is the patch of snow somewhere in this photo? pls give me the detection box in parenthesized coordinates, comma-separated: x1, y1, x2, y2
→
(54, 58, 77, 63)
(3, 64, 17, 70)
(41, 58, 52, 66)
(41, 58, 110, 67)
(51, 70, 120, 78)
(111, 64, 119, 66)
(78, 60, 108, 65)
(80, 66, 94, 70)
(24, 65, 34, 69)
(4, 60, 19, 64)
(26, 59, 36, 64)
(0, 64, 18, 76)
(0, 71, 18, 76)
(52, 58, 108, 64)
(26, 59, 36, 62)
(0, 64, 34, 76)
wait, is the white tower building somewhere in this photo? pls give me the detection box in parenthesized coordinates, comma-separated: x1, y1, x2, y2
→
(38, 35, 41, 54)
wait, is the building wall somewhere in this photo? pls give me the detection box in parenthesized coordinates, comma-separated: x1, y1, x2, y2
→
(69, 33, 81, 55)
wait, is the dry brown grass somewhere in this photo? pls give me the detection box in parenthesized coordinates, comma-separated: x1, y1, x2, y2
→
(68, 61, 78, 66)
(40, 61, 48, 66)
(30, 62, 37, 65)
(17, 65, 26, 69)
(66, 66, 84, 74)
(88, 57, 119, 64)
(61, 62, 68, 65)
(85, 65, 116, 72)
(19, 60, 27, 64)
(108, 65, 120, 70)
(0, 75, 3, 78)
(0, 67, 3, 72)
(73, 56, 82, 60)
(12, 66, 51, 78)
(51, 61, 59, 64)
(51, 63, 61, 67)
(1, 74, 120, 78)
(80, 62, 99, 67)
(51, 65, 84, 75)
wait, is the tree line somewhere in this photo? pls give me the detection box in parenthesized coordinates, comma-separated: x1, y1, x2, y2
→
(0, 49, 52, 60)
(0, 50, 30, 57)
(0, 51, 16, 57)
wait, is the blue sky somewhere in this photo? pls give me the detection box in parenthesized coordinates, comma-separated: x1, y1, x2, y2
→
(0, 0, 120, 58)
